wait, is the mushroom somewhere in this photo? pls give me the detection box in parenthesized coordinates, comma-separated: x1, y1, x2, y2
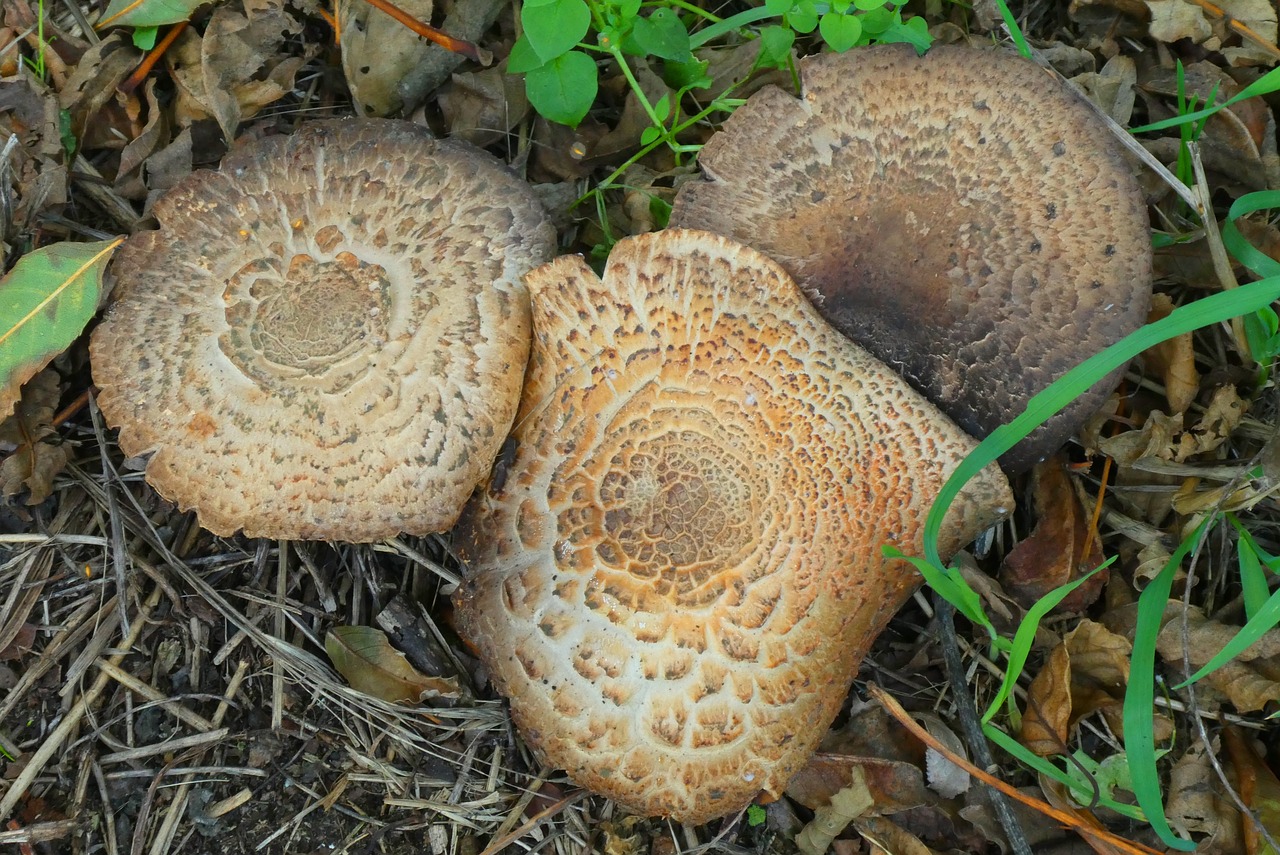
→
(670, 44, 1152, 472)
(453, 229, 1013, 824)
(90, 119, 556, 541)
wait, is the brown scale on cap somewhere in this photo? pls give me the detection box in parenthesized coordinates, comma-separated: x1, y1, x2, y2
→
(91, 119, 556, 541)
(671, 45, 1153, 472)
(454, 229, 1013, 824)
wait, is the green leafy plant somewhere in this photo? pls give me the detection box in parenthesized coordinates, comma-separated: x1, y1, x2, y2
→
(512, 0, 931, 131)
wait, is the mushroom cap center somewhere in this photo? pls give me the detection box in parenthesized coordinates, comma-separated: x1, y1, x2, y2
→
(597, 424, 757, 603)
(237, 251, 391, 372)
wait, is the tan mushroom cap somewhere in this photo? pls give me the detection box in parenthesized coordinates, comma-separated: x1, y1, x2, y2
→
(671, 45, 1153, 473)
(453, 229, 1013, 824)
(91, 120, 556, 541)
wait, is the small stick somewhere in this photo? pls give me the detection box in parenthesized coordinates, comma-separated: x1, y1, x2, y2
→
(868, 684, 1166, 855)
(118, 22, 186, 95)
(359, 0, 492, 65)
(94, 658, 217, 732)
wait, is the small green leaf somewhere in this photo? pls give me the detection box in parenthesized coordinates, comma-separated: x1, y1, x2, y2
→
(757, 25, 795, 69)
(526, 49, 598, 127)
(663, 56, 711, 91)
(653, 92, 671, 121)
(819, 11, 861, 51)
(764, 0, 791, 15)
(877, 13, 931, 51)
(630, 8, 692, 61)
(616, 0, 642, 18)
(786, 0, 819, 33)
(522, 0, 590, 64)
(0, 239, 120, 419)
(507, 35, 545, 74)
(100, 0, 202, 28)
(859, 5, 893, 35)
(640, 126, 662, 145)
(649, 195, 671, 229)
(747, 803, 767, 826)
(131, 25, 159, 50)
(854, 0, 886, 9)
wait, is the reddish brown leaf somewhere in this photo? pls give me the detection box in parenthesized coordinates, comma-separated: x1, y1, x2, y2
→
(1000, 457, 1108, 612)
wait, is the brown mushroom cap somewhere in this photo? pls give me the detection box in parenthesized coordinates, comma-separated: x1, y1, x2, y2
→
(670, 45, 1152, 472)
(91, 120, 556, 541)
(454, 229, 1013, 824)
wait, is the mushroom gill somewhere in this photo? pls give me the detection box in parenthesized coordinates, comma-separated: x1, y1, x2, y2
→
(453, 229, 1013, 824)
(91, 119, 556, 541)
(671, 44, 1153, 473)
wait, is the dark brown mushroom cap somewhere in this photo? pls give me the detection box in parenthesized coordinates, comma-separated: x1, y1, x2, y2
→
(671, 45, 1152, 472)
(91, 119, 556, 541)
(454, 229, 1013, 824)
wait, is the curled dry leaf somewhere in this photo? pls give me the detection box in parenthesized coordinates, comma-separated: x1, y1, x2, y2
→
(57, 33, 141, 148)
(1165, 739, 1243, 851)
(168, 0, 313, 141)
(1021, 620, 1134, 755)
(1021, 643, 1073, 757)
(325, 625, 460, 704)
(1143, 293, 1199, 415)
(1071, 54, 1138, 125)
(1155, 606, 1280, 712)
(0, 369, 69, 504)
(853, 816, 936, 855)
(0, 238, 119, 420)
(795, 767, 874, 855)
(787, 754, 930, 815)
(1000, 457, 1108, 613)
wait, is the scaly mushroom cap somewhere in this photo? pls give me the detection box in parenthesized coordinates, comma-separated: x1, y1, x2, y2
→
(454, 229, 1013, 824)
(91, 120, 556, 541)
(671, 45, 1153, 472)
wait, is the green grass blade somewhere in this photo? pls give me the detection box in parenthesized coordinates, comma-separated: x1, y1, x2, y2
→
(981, 559, 1114, 724)
(981, 723, 1147, 821)
(921, 276, 1280, 570)
(1222, 190, 1280, 280)
(989, 0, 1031, 58)
(1124, 519, 1211, 852)
(1229, 515, 1273, 620)
(1130, 65, 1280, 134)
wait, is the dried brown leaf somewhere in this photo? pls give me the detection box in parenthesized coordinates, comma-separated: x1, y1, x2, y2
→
(1021, 642, 1072, 756)
(1143, 293, 1199, 414)
(1072, 54, 1138, 125)
(439, 66, 530, 147)
(1223, 725, 1280, 854)
(168, 0, 311, 141)
(1173, 386, 1246, 462)
(1000, 458, 1108, 612)
(56, 33, 141, 146)
(1166, 740, 1243, 851)
(854, 815, 938, 855)
(340, 0, 434, 116)
(788, 754, 930, 814)
(0, 369, 69, 504)
(325, 625, 460, 704)
(1155, 607, 1280, 712)
(1145, 0, 1212, 43)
